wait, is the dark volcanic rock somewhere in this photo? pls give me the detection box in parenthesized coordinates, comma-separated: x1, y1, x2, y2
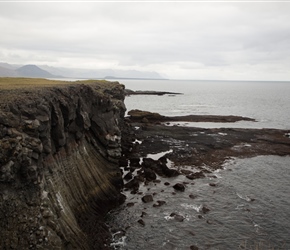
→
(186, 172, 206, 180)
(153, 200, 166, 207)
(173, 183, 186, 192)
(124, 178, 140, 191)
(0, 79, 126, 250)
(127, 109, 256, 123)
(170, 212, 185, 222)
(201, 205, 210, 214)
(144, 168, 157, 181)
(137, 219, 145, 226)
(124, 171, 133, 180)
(142, 194, 154, 203)
(125, 89, 182, 96)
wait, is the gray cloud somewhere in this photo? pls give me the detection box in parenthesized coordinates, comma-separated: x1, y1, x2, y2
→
(0, 2, 290, 80)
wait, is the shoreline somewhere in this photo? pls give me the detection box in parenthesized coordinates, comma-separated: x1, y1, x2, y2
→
(111, 109, 290, 248)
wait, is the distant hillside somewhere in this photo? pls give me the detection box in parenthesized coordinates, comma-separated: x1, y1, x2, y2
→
(0, 63, 59, 78)
(16, 65, 55, 78)
(0, 66, 18, 77)
(0, 62, 165, 79)
(39, 65, 165, 79)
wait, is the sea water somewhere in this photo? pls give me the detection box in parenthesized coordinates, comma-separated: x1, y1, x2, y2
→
(123, 79, 290, 129)
(106, 79, 290, 249)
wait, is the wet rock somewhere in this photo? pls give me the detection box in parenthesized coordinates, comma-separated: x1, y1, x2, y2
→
(142, 157, 157, 167)
(170, 212, 184, 222)
(173, 183, 185, 192)
(201, 205, 210, 214)
(129, 157, 140, 167)
(186, 171, 206, 180)
(181, 169, 193, 175)
(128, 109, 164, 122)
(134, 175, 145, 183)
(123, 172, 133, 181)
(119, 157, 128, 167)
(189, 194, 197, 199)
(124, 178, 139, 191)
(137, 219, 145, 226)
(143, 168, 157, 181)
(140, 212, 147, 217)
(153, 200, 166, 207)
(159, 162, 179, 177)
(141, 194, 153, 203)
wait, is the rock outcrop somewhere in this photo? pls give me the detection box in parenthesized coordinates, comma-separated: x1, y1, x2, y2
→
(0, 79, 126, 249)
(127, 109, 256, 123)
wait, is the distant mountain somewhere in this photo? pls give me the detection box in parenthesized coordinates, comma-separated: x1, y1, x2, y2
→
(0, 66, 18, 77)
(39, 65, 165, 80)
(0, 62, 165, 80)
(16, 65, 55, 78)
(0, 63, 59, 78)
(0, 62, 19, 70)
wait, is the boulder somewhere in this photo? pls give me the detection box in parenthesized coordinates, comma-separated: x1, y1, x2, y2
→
(173, 183, 185, 192)
(141, 194, 153, 203)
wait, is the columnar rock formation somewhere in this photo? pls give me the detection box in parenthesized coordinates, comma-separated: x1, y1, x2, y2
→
(0, 79, 126, 249)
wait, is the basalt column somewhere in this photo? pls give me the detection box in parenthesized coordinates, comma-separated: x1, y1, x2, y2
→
(0, 81, 126, 249)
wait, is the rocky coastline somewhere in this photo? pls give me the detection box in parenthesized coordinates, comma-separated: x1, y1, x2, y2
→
(122, 110, 290, 171)
(1, 79, 290, 249)
(114, 108, 290, 249)
(0, 78, 126, 249)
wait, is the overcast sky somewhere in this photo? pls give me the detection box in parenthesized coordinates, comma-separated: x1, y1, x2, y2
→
(1, 1, 290, 81)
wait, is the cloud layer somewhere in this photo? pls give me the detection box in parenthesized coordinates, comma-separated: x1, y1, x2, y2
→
(1, 2, 290, 80)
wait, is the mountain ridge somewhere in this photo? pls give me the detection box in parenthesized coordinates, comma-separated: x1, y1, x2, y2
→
(0, 62, 165, 79)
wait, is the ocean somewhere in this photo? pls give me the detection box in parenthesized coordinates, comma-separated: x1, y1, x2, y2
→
(123, 79, 290, 129)
(106, 79, 290, 250)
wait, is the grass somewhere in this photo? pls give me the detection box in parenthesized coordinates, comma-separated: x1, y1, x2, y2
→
(0, 77, 122, 104)
(0, 77, 115, 90)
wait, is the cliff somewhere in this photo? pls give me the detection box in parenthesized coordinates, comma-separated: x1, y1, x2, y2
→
(0, 78, 126, 249)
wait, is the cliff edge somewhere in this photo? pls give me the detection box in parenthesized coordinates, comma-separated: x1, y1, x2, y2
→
(0, 78, 126, 249)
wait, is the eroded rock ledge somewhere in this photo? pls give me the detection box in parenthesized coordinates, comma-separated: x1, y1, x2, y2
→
(127, 109, 255, 123)
(0, 78, 126, 249)
(120, 110, 290, 194)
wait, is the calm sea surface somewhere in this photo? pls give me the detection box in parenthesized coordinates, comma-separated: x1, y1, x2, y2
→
(122, 79, 290, 129)
(106, 80, 290, 250)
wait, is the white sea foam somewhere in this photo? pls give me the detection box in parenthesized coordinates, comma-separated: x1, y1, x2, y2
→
(180, 203, 202, 212)
(147, 149, 173, 160)
(110, 236, 127, 249)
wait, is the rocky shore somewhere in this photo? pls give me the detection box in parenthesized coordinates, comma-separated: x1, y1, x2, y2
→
(121, 109, 290, 187)
(1, 79, 290, 249)
(125, 89, 182, 96)
(114, 109, 290, 249)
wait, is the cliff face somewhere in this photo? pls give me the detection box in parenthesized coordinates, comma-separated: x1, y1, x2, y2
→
(0, 80, 126, 249)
